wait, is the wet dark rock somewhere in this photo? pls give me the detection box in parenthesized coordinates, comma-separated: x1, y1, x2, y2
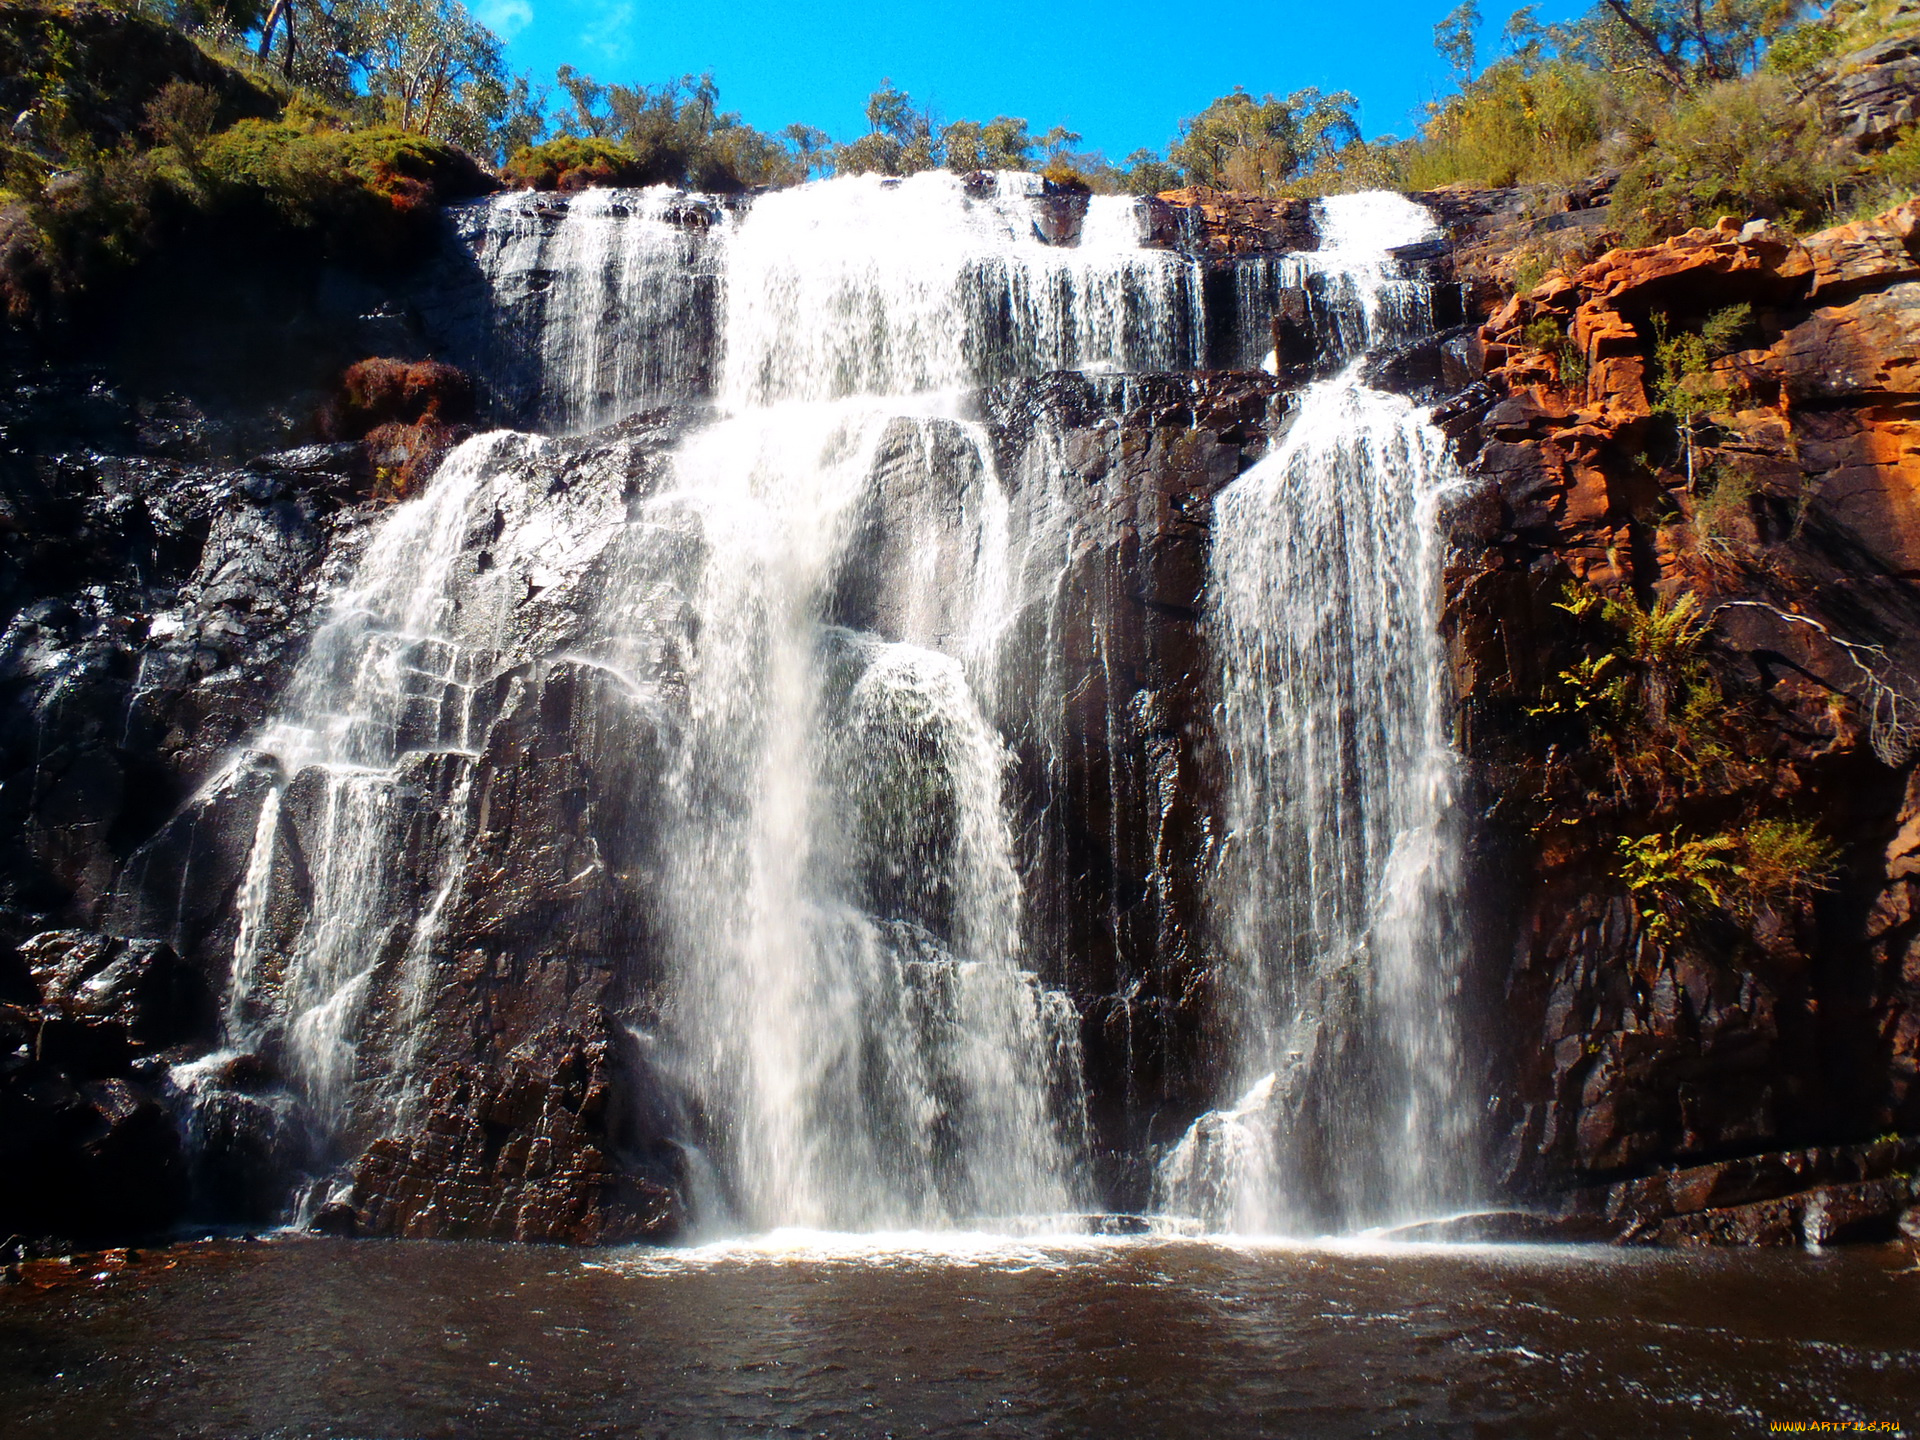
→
(980, 370, 1287, 1204)
(1382, 1209, 1620, 1244)
(308, 1201, 358, 1236)
(0, 996, 186, 1240)
(1361, 326, 1474, 403)
(351, 1032, 680, 1244)
(19, 931, 208, 1046)
(1031, 187, 1091, 247)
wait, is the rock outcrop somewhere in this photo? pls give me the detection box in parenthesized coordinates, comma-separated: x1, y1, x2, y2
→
(1433, 197, 1920, 1239)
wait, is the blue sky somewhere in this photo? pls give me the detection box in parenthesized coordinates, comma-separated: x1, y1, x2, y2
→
(476, 0, 1591, 157)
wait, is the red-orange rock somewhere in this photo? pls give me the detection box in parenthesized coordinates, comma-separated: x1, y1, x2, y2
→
(1147, 186, 1317, 255)
(1795, 402, 1920, 570)
(1804, 200, 1920, 301)
(1576, 227, 1811, 313)
(1780, 283, 1920, 403)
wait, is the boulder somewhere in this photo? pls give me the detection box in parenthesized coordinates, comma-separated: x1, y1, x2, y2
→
(1833, 32, 1920, 146)
(1148, 187, 1318, 256)
(19, 930, 206, 1046)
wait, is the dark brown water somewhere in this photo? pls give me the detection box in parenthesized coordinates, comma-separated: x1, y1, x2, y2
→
(1, 1232, 1915, 1438)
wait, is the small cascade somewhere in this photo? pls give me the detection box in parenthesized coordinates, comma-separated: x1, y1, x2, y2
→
(213, 430, 623, 1162)
(461, 187, 730, 431)
(1156, 259, 1472, 1231)
(721, 172, 1204, 407)
(1233, 191, 1440, 367)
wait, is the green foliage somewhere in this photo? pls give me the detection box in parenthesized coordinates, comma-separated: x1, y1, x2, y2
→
(2, 89, 486, 325)
(1737, 817, 1839, 911)
(1570, 0, 1810, 91)
(1280, 139, 1408, 198)
(1691, 460, 1759, 540)
(1852, 124, 1920, 216)
(1169, 86, 1361, 195)
(1614, 816, 1838, 941)
(501, 134, 654, 191)
(1509, 248, 1555, 294)
(1616, 829, 1740, 940)
(1435, 0, 1484, 83)
(1611, 74, 1843, 241)
(197, 117, 485, 239)
(1391, 0, 1915, 228)
(1527, 648, 1630, 720)
(548, 66, 797, 191)
(1762, 16, 1844, 73)
(1041, 157, 1094, 192)
(1651, 304, 1752, 419)
(1120, 148, 1182, 195)
(1529, 581, 1747, 799)
(943, 117, 1035, 172)
(1522, 313, 1589, 390)
(1402, 53, 1606, 188)
(1529, 587, 1711, 727)
(242, 0, 537, 161)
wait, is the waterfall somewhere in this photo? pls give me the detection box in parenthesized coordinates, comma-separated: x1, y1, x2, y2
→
(1156, 194, 1472, 1234)
(187, 173, 1473, 1240)
(209, 171, 1240, 1233)
(460, 187, 730, 431)
(216, 430, 616, 1155)
(720, 173, 1202, 407)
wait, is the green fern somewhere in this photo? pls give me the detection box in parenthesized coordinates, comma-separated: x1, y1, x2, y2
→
(1616, 830, 1743, 941)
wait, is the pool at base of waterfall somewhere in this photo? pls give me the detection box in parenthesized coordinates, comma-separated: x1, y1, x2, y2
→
(2, 1237, 1913, 1437)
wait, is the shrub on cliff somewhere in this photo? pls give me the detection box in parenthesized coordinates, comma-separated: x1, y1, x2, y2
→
(323, 356, 474, 501)
(324, 356, 474, 437)
(195, 116, 493, 256)
(503, 135, 658, 191)
(542, 66, 799, 192)
(1611, 76, 1844, 240)
(1169, 87, 1363, 196)
(0, 3, 496, 332)
(0, 93, 493, 326)
(1402, 53, 1607, 189)
(0, 0, 279, 159)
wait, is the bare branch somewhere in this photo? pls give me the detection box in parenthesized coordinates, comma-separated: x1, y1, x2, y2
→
(1711, 600, 1920, 764)
(1601, 0, 1694, 90)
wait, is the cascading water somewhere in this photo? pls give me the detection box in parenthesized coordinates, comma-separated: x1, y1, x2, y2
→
(190, 172, 1473, 1240)
(210, 430, 626, 1162)
(207, 170, 1234, 1232)
(459, 187, 730, 430)
(1156, 193, 1473, 1234)
(1232, 190, 1441, 364)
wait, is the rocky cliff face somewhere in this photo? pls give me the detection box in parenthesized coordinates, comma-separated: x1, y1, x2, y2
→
(1434, 197, 1920, 1244)
(3, 178, 1918, 1252)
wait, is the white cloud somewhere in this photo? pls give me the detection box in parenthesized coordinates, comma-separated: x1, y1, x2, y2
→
(475, 0, 534, 40)
(581, 0, 635, 61)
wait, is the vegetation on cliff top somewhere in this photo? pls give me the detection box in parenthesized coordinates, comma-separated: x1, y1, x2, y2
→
(1398, 0, 1920, 236)
(0, 2, 499, 328)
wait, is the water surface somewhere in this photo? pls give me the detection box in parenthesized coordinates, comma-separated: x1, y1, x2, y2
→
(3, 1235, 1915, 1437)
